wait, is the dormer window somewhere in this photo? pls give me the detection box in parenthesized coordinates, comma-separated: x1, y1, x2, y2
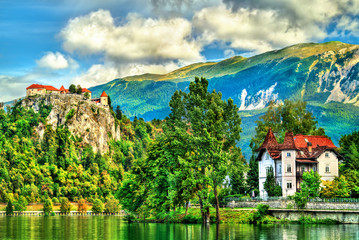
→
(325, 152, 329, 158)
(287, 152, 291, 157)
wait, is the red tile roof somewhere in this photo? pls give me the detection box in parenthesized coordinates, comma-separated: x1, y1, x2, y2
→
(59, 85, 66, 91)
(280, 131, 297, 150)
(256, 128, 279, 151)
(26, 84, 59, 91)
(294, 134, 336, 148)
(82, 88, 92, 93)
(296, 159, 318, 163)
(100, 91, 108, 97)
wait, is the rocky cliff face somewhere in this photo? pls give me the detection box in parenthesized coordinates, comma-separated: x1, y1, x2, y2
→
(23, 94, 120, 152)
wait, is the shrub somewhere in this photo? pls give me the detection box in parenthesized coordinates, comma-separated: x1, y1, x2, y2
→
(252, 204, 270, 223)
(43, 198, 53, 216)
(6, 200, 14, 215)
(60, 197, 71, 214)
(52, 197, 60, 204)
(182, 214, 201, 223)
(65, 109, 75, 122)
(105, 198, 120, 214)
(92, 199, 104, 214)
(14, 196, 28, 212)
(78, 199, 88, 214)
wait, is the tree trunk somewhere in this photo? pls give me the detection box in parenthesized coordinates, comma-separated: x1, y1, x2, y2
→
(185, 201, 189, 216)
(214, 185, 221, 223)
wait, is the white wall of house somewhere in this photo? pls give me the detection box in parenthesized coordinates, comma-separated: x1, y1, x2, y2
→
(281, 150, 297, 197)
(318, 151, 338, 181)
(258, 150, 275, 198)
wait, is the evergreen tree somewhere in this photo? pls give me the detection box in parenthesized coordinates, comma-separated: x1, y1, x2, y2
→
(69, 84, 76, 93)
(263, 166, 282, 197)
(92, 199, 104, 214)
(6, 200, 14, 215)
(43, 198, 53, 216)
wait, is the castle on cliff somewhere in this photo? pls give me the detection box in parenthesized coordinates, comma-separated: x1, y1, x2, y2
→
(26, 84, 109, 107)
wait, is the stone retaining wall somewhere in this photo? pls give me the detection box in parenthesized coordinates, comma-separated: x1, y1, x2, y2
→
(269, 209, 359, 224)
(228, 200, 359, 210)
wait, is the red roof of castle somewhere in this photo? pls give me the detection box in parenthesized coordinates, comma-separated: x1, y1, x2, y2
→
(59, 85, 66, 91)
(26, 84, 59, 91)
(100, 91, 108, 97)
(293, 134, 336, 148)
(82, 88, 92, 93)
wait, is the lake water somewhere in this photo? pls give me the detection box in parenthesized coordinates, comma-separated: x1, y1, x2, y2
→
(0, 216, 359, 240)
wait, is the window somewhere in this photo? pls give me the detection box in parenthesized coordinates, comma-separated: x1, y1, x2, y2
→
(326, 164, 330, 173)
(286, 164, 292, 173)
(313, 166, 317, 172)
(287, 152, 291, 157)
(325, 152, 329, 158)
(287, 181, 292, 189)
(301, 166, 305, 173)
(278, 164, 282, 174)
(266, 167, 270, 174)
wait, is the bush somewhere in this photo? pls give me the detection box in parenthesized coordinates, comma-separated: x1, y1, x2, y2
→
(182, 214, 201, 223)
(43, 198, 53, 216)
(65, 109, 75, 122)
(60, 197, 71, 214)
(252, 204, 270, 223)
(92, 199, 104, 214)
(78, 199, 88, 214)
(52, 197, 59, 204)
(105, 198, 120, 214)
(14, 196, 28, 212)
(6, 200, 14, 215)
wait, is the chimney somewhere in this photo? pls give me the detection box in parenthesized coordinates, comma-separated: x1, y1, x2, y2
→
(307, 142, 312, 153)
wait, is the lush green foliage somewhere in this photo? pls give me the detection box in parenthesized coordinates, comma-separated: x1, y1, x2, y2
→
(321, 176, 350, 198)
(60, 197, 71, 214)
(6, 200, 14, 215)
(14, 196, 28, 212)
(92, 199, 104, 213)
(118, 77, 245, 223)
(104, 197, 120, 213)
(263, 166, 282, 197)
(43, 198, 53, 216)
(294, 170, 321, 209)
(0, 98, 156, 206)
(252, 204, 270, 223)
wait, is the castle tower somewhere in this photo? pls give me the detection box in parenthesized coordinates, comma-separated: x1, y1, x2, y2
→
(100, 91, 108, 106)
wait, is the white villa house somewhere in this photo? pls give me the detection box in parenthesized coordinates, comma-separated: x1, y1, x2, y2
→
(256, 128, 342, 198)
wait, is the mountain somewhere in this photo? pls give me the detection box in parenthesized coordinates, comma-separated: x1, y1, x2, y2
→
(89, 41, 359, 157)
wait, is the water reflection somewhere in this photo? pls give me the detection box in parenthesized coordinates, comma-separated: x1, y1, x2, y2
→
(1, 216, 359, 240)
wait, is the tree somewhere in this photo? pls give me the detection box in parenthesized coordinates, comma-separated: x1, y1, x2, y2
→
(6, 200, 14, 215)
(60, 197, 71, 214)
(321, 176, 350, 198)
(105, 197, 120, 214)
(163, 77, 242, 223)
(14, 196, 28, 213)
(115, 106, 122, 120)
(247, 155, 259, 197)
(78, 199, 88, 214)
(339, 130, 359, 171)
(250, 100, 325, 151)
(92, 199, 104, 214)
(263, 166, 282, 197)
(294, 170, 321, 209)
(84, 92, 90, 100)
(69, 84, 76, 93)
(76, 85, 82, 94)
(43, 198, 53, 216)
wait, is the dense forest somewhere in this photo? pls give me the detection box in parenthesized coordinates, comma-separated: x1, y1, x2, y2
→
(1, 77, 359, 222)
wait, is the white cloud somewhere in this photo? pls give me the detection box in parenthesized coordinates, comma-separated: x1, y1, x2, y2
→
(71, 61, 182, 87)
(60, 10, 204, 63)
(192, 5, 326, 54)
(36, 52, 78, 70)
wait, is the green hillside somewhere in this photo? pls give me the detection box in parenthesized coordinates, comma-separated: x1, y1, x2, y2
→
(90, 41, 359, 157)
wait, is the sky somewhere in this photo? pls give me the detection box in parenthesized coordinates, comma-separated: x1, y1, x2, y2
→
(1, 0, 359, 102)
